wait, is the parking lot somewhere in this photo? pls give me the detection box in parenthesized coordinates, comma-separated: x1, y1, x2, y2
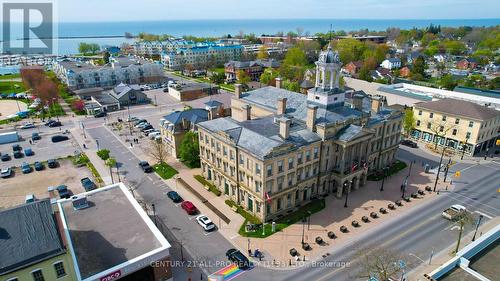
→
(0, 158, 89, 209)
(0, 131, 79, 168)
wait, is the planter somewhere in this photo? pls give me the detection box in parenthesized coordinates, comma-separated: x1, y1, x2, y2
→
(204, 185, 210, 191)
(327, 231, 336, 239)
(425, 186, 432, 192)
(315, 237, 324, 245)
(340, 225, 348, 233)
(418, 190, 425, 196)
(395, 200, 403, 206)
(404, 197, 411, 202)
(362, 216, 370, 223)
(351, 220, 360, 227)
(388, 203, 396, 210)
(289, 248, 298, 257)
(302, 243, 311, 251)
(231, 206, 238, 212)
(379, 208, 387, 214)
(411, 192, 418, 198)
(370, 212, 378, 219)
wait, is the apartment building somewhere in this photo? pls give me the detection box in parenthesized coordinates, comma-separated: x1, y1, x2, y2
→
(52, 56, 163, 90)
(161, 44, 243, 70)
(412, 99, 500, 156)
(197, 45, 403, 221)
(132, 39, 193, 57)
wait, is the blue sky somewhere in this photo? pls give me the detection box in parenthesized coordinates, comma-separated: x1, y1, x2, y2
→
(58, 0, 500, 22)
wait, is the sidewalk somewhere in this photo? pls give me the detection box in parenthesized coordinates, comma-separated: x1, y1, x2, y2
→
(415, 140, 499, 165)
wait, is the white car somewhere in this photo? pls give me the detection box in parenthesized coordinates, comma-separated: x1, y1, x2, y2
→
(196, 215, 216, 231)
(20, 123, 35, 129)
(148, 131, 160, 139)
(127, 116, 138, 122)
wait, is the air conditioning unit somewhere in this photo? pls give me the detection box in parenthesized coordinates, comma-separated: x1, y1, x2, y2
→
(72, 195, 89, 210)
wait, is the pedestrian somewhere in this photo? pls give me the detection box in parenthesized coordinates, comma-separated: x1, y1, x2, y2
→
(248, 249, 252, 257)
(29, 139, 32, 145)
(83, 143, 87, 149)
(130, 142, 133, 148)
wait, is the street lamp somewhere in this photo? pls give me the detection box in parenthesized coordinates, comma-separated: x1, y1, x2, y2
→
(301, 216, 307, 245)
(344, 181, 349, 208)
(461, 136, 470, 160)
(401, 176, 408, 199)
(443, 158, 451, 182)
(380, 166, 389, 192)
(151, 203, 157, 226)
(472, 215, 484, 241)
(433, 146, 447, 192)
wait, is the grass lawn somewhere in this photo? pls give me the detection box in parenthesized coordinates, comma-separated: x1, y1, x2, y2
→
(0, 73, 21, 80)
(0, 81, 25, 93)
(154, 162, 178, 179)
(367, 160, 407, 181)
(237, 198, 326, 238)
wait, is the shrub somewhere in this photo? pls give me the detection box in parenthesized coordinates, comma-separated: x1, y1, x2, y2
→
(96, 149, 110, 160)
(194, 175, 221, 196)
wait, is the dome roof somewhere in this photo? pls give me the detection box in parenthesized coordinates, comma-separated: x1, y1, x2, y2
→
(318, 44, 340, 64)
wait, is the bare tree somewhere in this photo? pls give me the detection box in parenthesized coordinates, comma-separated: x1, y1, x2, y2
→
(452, 211, 475, 253)
(357, 246, 404, 281)
(429, 120, 455, 149)
(149, 139, 167, 164)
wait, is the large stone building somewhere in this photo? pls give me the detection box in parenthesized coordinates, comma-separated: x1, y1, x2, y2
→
(161, 43, 243, 70)
(411, 99, 500, 156)
(197, 45, 403, 221)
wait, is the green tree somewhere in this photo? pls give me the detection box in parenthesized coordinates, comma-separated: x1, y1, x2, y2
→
(439, 74, 457, 90)
(442, 40, 467, 55)
(279, 47, 307, 81)
(257, 45, 269, 60)
(260, 69, 278, 85)
(78, 42, 91, 54)
(333, 38, 366, 63)
(451, 211, 474, 254)
(237, 70, 251, 85)
(105, 157, 117, 184)
(403, 108, 416, 137)
(103, 51, 111, 64)
(210, 72, 225, 84)
(411, 56, 427, 79)
(179, 131, 200, 168)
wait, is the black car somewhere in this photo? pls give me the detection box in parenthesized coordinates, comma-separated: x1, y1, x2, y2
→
(226, 249, 250, 269)
(34, 161, 44, 171)
(1, 153, 10, 161)
(56, 185, 71, 199)
(48, 121, 62, 127)
(12, 144, 22, 151)
(80, 177, 96, 192)
(401, 139, 418, 148)
(51, 135, 69, 143)
(134, 119, 147, 125)
(94, 111, 107, 118)
(47, 159, 58, 168)
(138, 161, 153, 173)
(140, 125, 153, 132)
(32, 132, 41, 140)
(44, 119, 56, 126)
(13, 151, 23, 158)
(167, 191, 183, 203)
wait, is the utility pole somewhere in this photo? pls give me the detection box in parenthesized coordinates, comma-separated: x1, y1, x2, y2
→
(472, 215, 484, 242)
(443, 158, 451, 182)
(344, 182, 350, 208)
(433, 146, 446, 192)
(461, 136, 470, 160)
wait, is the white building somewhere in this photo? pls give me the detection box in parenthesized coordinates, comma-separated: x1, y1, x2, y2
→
(52, 56, 163, 90)
(132, 39, 193, 57)
(380, 58, 401, 70)
(161, 43, 243, 70)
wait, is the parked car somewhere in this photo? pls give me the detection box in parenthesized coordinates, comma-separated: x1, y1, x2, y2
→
(44, 119, 56, 126)
(143, 128, 155, 135)
(1, 167, 12, 178)
(127, 116, 139, 122)
(1, 153, 10, 161)
(21, 162, 32, 174)
(134, 119, 147, 126)
(56, 185, 71, 199)
(94, 111, 107, 118)
(12, 144, 22, 151)
(226, 249, 250, 269)
(20, 123, 35, 129)
(148, 132, 161, 139)
(196, 215, 216, 231)
(24, 148, 34, 156)
(32, 132, 41, 140)
(25, 194, 36, 203)
(48, 121, 62, 127)
(47, 159, 58, 168)
(401, 139, 418, 148)
(167, 191, 183, 203)
(13, 150, 23, 158)
(34, 161, 44, 171)
(51, 135, 69, 143)
(138, 161, 153, 173)
(136, 122, 150, 129)
(181, 201, 198, 215)
(80, 177, 96, 192)
(140, 125, 153, 132)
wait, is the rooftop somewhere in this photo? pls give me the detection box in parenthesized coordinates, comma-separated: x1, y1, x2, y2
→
(58, 184, 170, 280)
(162, 108, 208, 126)
(414, 99, 500, 121)
(0, 199, 65, 275)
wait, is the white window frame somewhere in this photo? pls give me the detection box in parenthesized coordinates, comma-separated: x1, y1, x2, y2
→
(30, 268, 45, 281)
(53, 260, 66, 278)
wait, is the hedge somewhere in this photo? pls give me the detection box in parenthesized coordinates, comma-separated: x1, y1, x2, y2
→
(194, 175, 221, 196)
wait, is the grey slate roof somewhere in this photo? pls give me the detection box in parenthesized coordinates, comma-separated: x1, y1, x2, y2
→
(204, 100, 223, 107)
(335, 124, 371, 142)
(414, 99, 500, 121)
(198, 116, 321, 159)
(0, 200, 65, 274)
(163, 109, 208, 125)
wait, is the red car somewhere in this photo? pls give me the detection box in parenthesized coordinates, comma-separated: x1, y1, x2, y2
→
(181, 201, 198, 215)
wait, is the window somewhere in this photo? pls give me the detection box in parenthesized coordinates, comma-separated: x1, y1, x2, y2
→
(442, 115, 446, 121)
(32, 269, 45, 281)
(277, 160, 284, 173)
(469, 121, 474, 128)
(223, 146, 228, 156)
(427, 123, 431, 129)
(305, 150, 311, 161)
(452, 129, 457, 136)
(255, 181, 261, 192)
(439, 126, 444, 132)
(266, 180, 273, 194)
(297, 153, 303, 165)
(288, 157, 294, 169)
(277, 198, 282, 210)
(230, 150, 234, 160)
(54, 262, 66, 278)
(466, 132, 471, 139)
(267, 164, 273, 177)
(313, 147, 319, 159)
(239, 154, 244, 165)
(429, 112, 433, 118)
(6, 278, 18, 281)
(418, 110, 422, 116)
(277, 176, 284, 191)
(455, 118, 460, 125)
(255, 163, 261, 175)
(416, 120, 420, 126)
(287, 173, 294, 187)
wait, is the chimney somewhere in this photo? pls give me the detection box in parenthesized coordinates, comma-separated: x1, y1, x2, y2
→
(242, 104, 251, 121)
(352, 93, 364, 111)
(234, 83, 242, 99)
(277, 97, 287, 115)
(306, 104, 318, 131)
(371, 96, 382, 113)
(275, 77, 282, 89)
(278, 117, 291, 139)
(181, 118, 189, 129)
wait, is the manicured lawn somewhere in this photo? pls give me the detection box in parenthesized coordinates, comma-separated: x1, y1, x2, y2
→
(0, 73, 20, 80)
(154, 162, 178, 179)
(194, 175, 221, 196)
(367, 160, 407, 181)
(237, 198, 326, 238)
(0, 81, 25, 93)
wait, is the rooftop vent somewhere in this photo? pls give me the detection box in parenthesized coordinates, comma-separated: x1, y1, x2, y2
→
(72, 195, 89, 210)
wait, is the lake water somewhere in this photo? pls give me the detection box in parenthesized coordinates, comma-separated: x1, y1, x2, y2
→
(7, 18, 500, 55)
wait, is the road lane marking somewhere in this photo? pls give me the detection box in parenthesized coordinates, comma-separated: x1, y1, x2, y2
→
(474, 211, 493, 219)
(408, 253, 425, 263)
(450, 226, 460, 231)
(444, 192, 500, 214)
(230, 234, 239, 240)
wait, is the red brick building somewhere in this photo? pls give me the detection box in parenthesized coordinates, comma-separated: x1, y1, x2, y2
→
(343, 61, 363, 76)
(399, 66, 411, 78)
(456, 58, 478, 70)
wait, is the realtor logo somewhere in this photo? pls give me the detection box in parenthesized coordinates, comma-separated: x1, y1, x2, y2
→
(1, 1, 54, 54)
